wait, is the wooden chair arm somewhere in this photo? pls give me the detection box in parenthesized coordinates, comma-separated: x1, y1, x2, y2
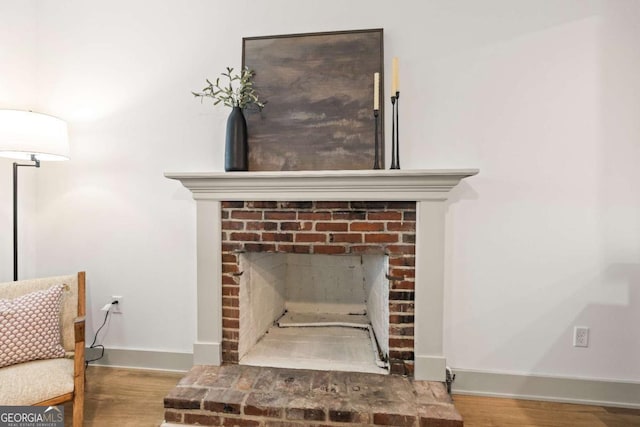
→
(74, 316, 85, 345)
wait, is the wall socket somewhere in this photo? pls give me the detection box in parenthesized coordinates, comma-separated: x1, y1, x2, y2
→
(573, 326, 589, 347)
(111, 295, 123, 314)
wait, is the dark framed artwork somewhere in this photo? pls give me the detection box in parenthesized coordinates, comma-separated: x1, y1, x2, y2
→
(242, 29, 384, 171)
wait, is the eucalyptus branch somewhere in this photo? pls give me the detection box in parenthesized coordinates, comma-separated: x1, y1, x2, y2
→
(193, 66, 264, 110)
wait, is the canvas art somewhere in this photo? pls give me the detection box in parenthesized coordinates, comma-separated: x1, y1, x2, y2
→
(242, 29, 384, 171)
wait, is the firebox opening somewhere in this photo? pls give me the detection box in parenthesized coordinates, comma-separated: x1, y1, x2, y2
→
(238, 252, 390, 374)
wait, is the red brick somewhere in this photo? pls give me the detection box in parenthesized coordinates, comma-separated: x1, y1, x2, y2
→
(313, 245, 347, 255)
(389, 256, 415, 267)
(316, 222, 348, 232)
(230, 232, 261, 242)
(387, 201, 416, 209)
(231, 211, 263, 220)
(418, 404, 464, 427)
(392, 280, 415, 290)
(280, 201, 313, 209)
(295, 233, 326, 243)
(316, 201, 349, 209)
(222, 220, 245, 230)
(223, 329, 239, 340)
(387, 221, 416, 232)
(222, 308, 239, 318)
(403, 234, 416, 243)
(368, 211, 402, 220)
(351, 201, 388, 209)
(184, 413, 220, 424)
(262, 232, 294, 242)
(222, 242, 243, 252)
(222, 285, 239, 296)
(331, 233, 363, 243)
(364, 233, 399, 243)
(222, 340, 238, 351)
(332, 211, 366, 220)
(164, 387, 207, 410)
(222, 418, 260, 426)
(222, 350, 238, 362)
(390, 326, 415, 336)
(404, 211, 416, 221)
(222, 263, 239, 274)
(386, 244, 415, 255)
(389, 302, 415, 314)
(222, 201, 244, 208)
(389, 314, 415, 324)
(389, 350, 415, 360)
(390, 267, 415, 279)
(389, 291, 414, 301)
(265, 211, 297, 220)
(246, 201, 277, 209)
(350, 245, 385, 255)
(222, 253, 238, 263)
(350, 222, 384, 232)
(223, 297, 239, 308)
(243, 243, 276, 252)
(390, 361, 409, 375)
(292, 245, 312, 254)
(246, 221, 278, 231)
(329, 409, 364, 423)
(373, 413, 416, 426)
(164, 410, 183, 423)
(389, 338, 415, 348)
(222, 318, 239, 328)
(280, 222, 310, 231)
(298, 211, 331, 220)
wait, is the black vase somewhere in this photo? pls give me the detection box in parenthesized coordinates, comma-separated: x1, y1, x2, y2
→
(225, 106, 248, 171)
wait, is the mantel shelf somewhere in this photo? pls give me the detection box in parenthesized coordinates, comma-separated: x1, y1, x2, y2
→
(165, 169, 478, 201)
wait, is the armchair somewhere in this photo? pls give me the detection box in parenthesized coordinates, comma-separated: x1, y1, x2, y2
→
(0, 272, 85, 426)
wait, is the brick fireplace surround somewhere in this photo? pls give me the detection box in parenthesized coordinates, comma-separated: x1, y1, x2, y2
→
(222, 200, 416, 375)
(166, 169, 477, 382)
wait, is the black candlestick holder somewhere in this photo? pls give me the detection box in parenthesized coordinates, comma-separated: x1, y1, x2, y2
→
(373, 109, 381, 169)
(390, 91, 400, 169)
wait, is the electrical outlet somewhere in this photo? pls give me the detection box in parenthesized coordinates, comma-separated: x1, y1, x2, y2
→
(573, 326, 589, 347)
(111, 295, 123, 314)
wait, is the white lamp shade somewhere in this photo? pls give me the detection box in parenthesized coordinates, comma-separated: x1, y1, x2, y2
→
(0, 110, 69, 161)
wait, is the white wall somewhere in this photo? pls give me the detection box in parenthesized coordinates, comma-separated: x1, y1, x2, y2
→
(0, 0, 38, 281)
(2, 0, 638, 382)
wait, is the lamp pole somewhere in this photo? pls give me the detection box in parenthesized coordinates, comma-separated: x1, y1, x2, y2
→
(13, 155, 39, 281)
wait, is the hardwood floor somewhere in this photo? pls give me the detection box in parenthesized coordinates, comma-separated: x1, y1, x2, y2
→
(63, 366, 183, 427)
(453, 394, 640, 427)
(65, 366, 640, 426)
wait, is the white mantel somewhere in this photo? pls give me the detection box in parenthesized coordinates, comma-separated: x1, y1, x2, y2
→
(166, 169, 478, 381)
(165, 169, 478, 201)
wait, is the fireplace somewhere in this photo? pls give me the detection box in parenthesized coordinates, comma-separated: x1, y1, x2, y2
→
(221, 201, 415, 374)
(165, 169, 478, 381)
(237, 252, 390, 374)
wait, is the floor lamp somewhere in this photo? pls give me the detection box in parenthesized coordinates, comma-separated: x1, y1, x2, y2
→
(0, 110, 69, 281)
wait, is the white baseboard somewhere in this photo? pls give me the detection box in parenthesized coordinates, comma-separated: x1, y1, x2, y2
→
(87, 347, 192, 372)
(452, 368, 640, 409)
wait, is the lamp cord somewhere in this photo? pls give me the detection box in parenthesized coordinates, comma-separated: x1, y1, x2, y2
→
(85, 308, 111, 367)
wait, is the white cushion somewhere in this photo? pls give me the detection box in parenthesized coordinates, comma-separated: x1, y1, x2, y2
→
(0, 358, 74, 405)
